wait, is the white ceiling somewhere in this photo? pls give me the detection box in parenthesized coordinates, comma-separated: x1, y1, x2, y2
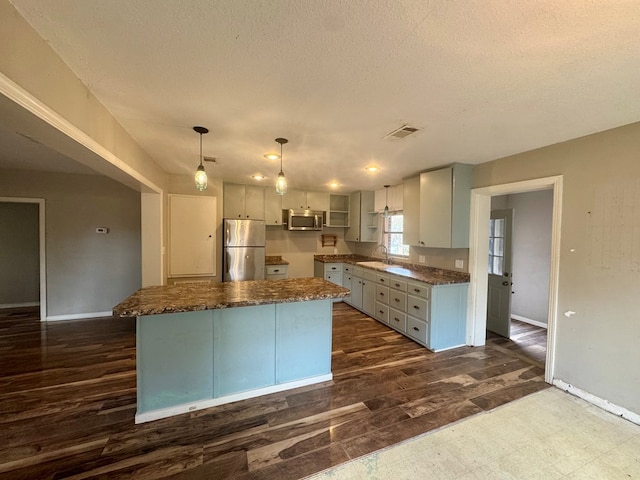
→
(7, 0, 640, 192)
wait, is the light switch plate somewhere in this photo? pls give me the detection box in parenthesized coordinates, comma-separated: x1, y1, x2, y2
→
(455, 259, 464, 269)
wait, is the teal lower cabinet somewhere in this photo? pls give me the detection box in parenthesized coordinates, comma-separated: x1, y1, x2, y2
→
(136, 299, 333, 423)
(213, 305, 276, 397)
(276, 300, 332, 383)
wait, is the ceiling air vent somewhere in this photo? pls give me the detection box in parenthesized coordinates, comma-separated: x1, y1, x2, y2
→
(383, 125, 420, 140)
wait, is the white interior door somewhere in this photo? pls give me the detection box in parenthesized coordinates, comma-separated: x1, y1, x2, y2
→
(487, 209, 513, 337)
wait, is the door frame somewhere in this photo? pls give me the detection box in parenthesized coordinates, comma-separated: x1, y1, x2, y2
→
(467, 175, 563, 384)
(0, 196, 47, 321)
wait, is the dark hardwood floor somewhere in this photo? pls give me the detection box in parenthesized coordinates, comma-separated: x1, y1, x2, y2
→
(0, 303, 548, 479)
(486, 318, 548, 368)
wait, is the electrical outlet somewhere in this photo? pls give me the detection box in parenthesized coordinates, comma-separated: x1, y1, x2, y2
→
(455, 259, 464, 269)
(418, 255, 426, 263)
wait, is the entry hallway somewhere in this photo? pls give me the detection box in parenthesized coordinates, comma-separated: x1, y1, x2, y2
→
(3, 303, 556, 479)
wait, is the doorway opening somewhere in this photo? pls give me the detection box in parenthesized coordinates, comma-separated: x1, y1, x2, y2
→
(468, 176, 562, 384)
(0, 197, 46, 321)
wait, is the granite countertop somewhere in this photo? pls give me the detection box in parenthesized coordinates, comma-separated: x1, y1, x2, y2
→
(313, 254, 470, 285)
(113, 277, 348, 317)
(265, 255, 289, 265)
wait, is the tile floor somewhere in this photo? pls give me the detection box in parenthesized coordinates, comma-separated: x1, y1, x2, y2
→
(307, 388, 640, 479)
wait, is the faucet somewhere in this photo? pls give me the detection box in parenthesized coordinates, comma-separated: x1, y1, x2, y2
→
(371, 244, 389, 265)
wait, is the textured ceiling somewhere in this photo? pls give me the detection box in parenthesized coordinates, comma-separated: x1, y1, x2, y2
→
(8, 0, 640, 192)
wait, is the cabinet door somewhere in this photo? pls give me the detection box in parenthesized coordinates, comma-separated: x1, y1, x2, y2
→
(350, 276, 363, 309)
(281, 190, 307, 210)
(403, 176, 420, 246)
(359, 190, 376, 242)
(420, 167, 452, 247)
(223, 184, 245, 219)
(389, 184, 404, 212)
(361, 278, 376, 316)
(169, 194, 216, 277)
(345, 192, 361, 241)
(374, 187, 386, 213)
(264, 188, 283, 225)
(306, 191, 330, 212)
(244, 186, 265, 220)
(342, 274, 352, 303)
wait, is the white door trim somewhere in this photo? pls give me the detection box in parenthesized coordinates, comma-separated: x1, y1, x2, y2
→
(0, 197, 47, 321)
(468, 175, 563, 384)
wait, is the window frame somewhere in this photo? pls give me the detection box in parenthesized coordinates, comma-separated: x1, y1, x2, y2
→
(383, 212, 409, 257)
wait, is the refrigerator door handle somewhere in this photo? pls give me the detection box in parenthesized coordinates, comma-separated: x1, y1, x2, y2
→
(226, 251, 231, 273)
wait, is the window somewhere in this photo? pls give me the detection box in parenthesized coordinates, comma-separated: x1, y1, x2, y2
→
(384, 213, 409, 256)
(488, 218, 504, 275)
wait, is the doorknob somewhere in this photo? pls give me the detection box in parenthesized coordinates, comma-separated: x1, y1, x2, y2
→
(502, 281, 509, 286)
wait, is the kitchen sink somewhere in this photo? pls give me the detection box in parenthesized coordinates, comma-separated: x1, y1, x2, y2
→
(384, 266, 413, 276)
(356, 261, 392, 269)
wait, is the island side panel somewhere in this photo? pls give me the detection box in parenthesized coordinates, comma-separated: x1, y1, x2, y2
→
(213, 304, 277, 397)
(430, 283, 469, 351)
(275, 299, 333, 384)
(137, 311, 214, 414)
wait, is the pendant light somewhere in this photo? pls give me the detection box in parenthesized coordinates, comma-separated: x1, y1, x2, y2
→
(383, 184, 390, 218)
(275, 137, 288, 195)
(193, 126, 209, 191)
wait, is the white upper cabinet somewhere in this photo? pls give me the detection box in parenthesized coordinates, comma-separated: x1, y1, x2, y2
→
(403, 164, 472, 248)
(223, 184, 265, 220)
(345, 191, 376, 242)
(264, 188, 283, 226)
(374, 184, 403, 213)
(281, 189, 330, 211)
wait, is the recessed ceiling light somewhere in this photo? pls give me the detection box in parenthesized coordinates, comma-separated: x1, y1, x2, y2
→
(252, 175, 266, 181)
(365, 166, 380, 173)
(329, 182, 340, 188)
(264, 153, 280, 161)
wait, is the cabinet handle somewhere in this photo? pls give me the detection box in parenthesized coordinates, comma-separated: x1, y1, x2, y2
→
(413, 326, 420, 332)
(379, 292, 384, 296)
(394, 317, 400, 322)
(394, 298, 400, 302)
(394, 283, 400, 287)
(413, 305, 420, 310)
(379, 310, 384, 314)
(414, 288, 420, 293)
(380, 279, 385, 283)
(274, 269, 279, 273)
(331, 267, 337, 270)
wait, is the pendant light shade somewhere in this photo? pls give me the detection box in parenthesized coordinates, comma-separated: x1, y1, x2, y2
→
(383, 184, 390, 218)
(275, 137, 288, 195)
(193, 126, 209, 191)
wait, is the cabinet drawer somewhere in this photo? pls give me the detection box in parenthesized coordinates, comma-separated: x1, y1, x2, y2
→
(343, 264, 352, 274)
(375, 302, 389, 324)
(388, 290, 407, 311)
(376, 274, 390, 286)
(375, 285, 390, 305)
(407, 317, 428, 345)
(324, 263, 343, 273)
(388, 308, 407, 333)
(266, 265, 288, 276)
(407, 281, 430, 299)
(266, 273, 287, 280)
(388, 277, 407, 292)
(407, 295, 429, 321)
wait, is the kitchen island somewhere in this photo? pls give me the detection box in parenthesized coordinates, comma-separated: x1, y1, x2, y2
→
(113, 277, 348, 423)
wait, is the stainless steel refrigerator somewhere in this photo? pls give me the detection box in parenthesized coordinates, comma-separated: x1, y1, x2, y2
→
(223, 219, 266, 281)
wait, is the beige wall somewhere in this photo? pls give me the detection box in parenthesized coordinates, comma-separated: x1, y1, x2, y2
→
(474, 121, 640, 415)
(0, 169, 141, 317)
(0, 202, 39, 306)
(267, 227, 353, 278)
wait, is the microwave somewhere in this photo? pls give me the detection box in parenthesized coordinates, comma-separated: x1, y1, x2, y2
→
(283, 209, 325, 231)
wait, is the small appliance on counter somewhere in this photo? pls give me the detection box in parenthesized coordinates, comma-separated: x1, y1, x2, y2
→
(283, 209, 325, 231)
(223, 218, 266, 281)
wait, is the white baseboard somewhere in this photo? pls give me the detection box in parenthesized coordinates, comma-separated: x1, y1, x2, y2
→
(0, 301, 40, 309)
(553, 379, 640, 426)
(512, 314, 547, 329)
(45, 311, 113, 321)
(135, 373, 333, 424)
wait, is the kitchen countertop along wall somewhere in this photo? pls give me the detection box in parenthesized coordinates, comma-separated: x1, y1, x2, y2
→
(314, 254, 470, 285)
